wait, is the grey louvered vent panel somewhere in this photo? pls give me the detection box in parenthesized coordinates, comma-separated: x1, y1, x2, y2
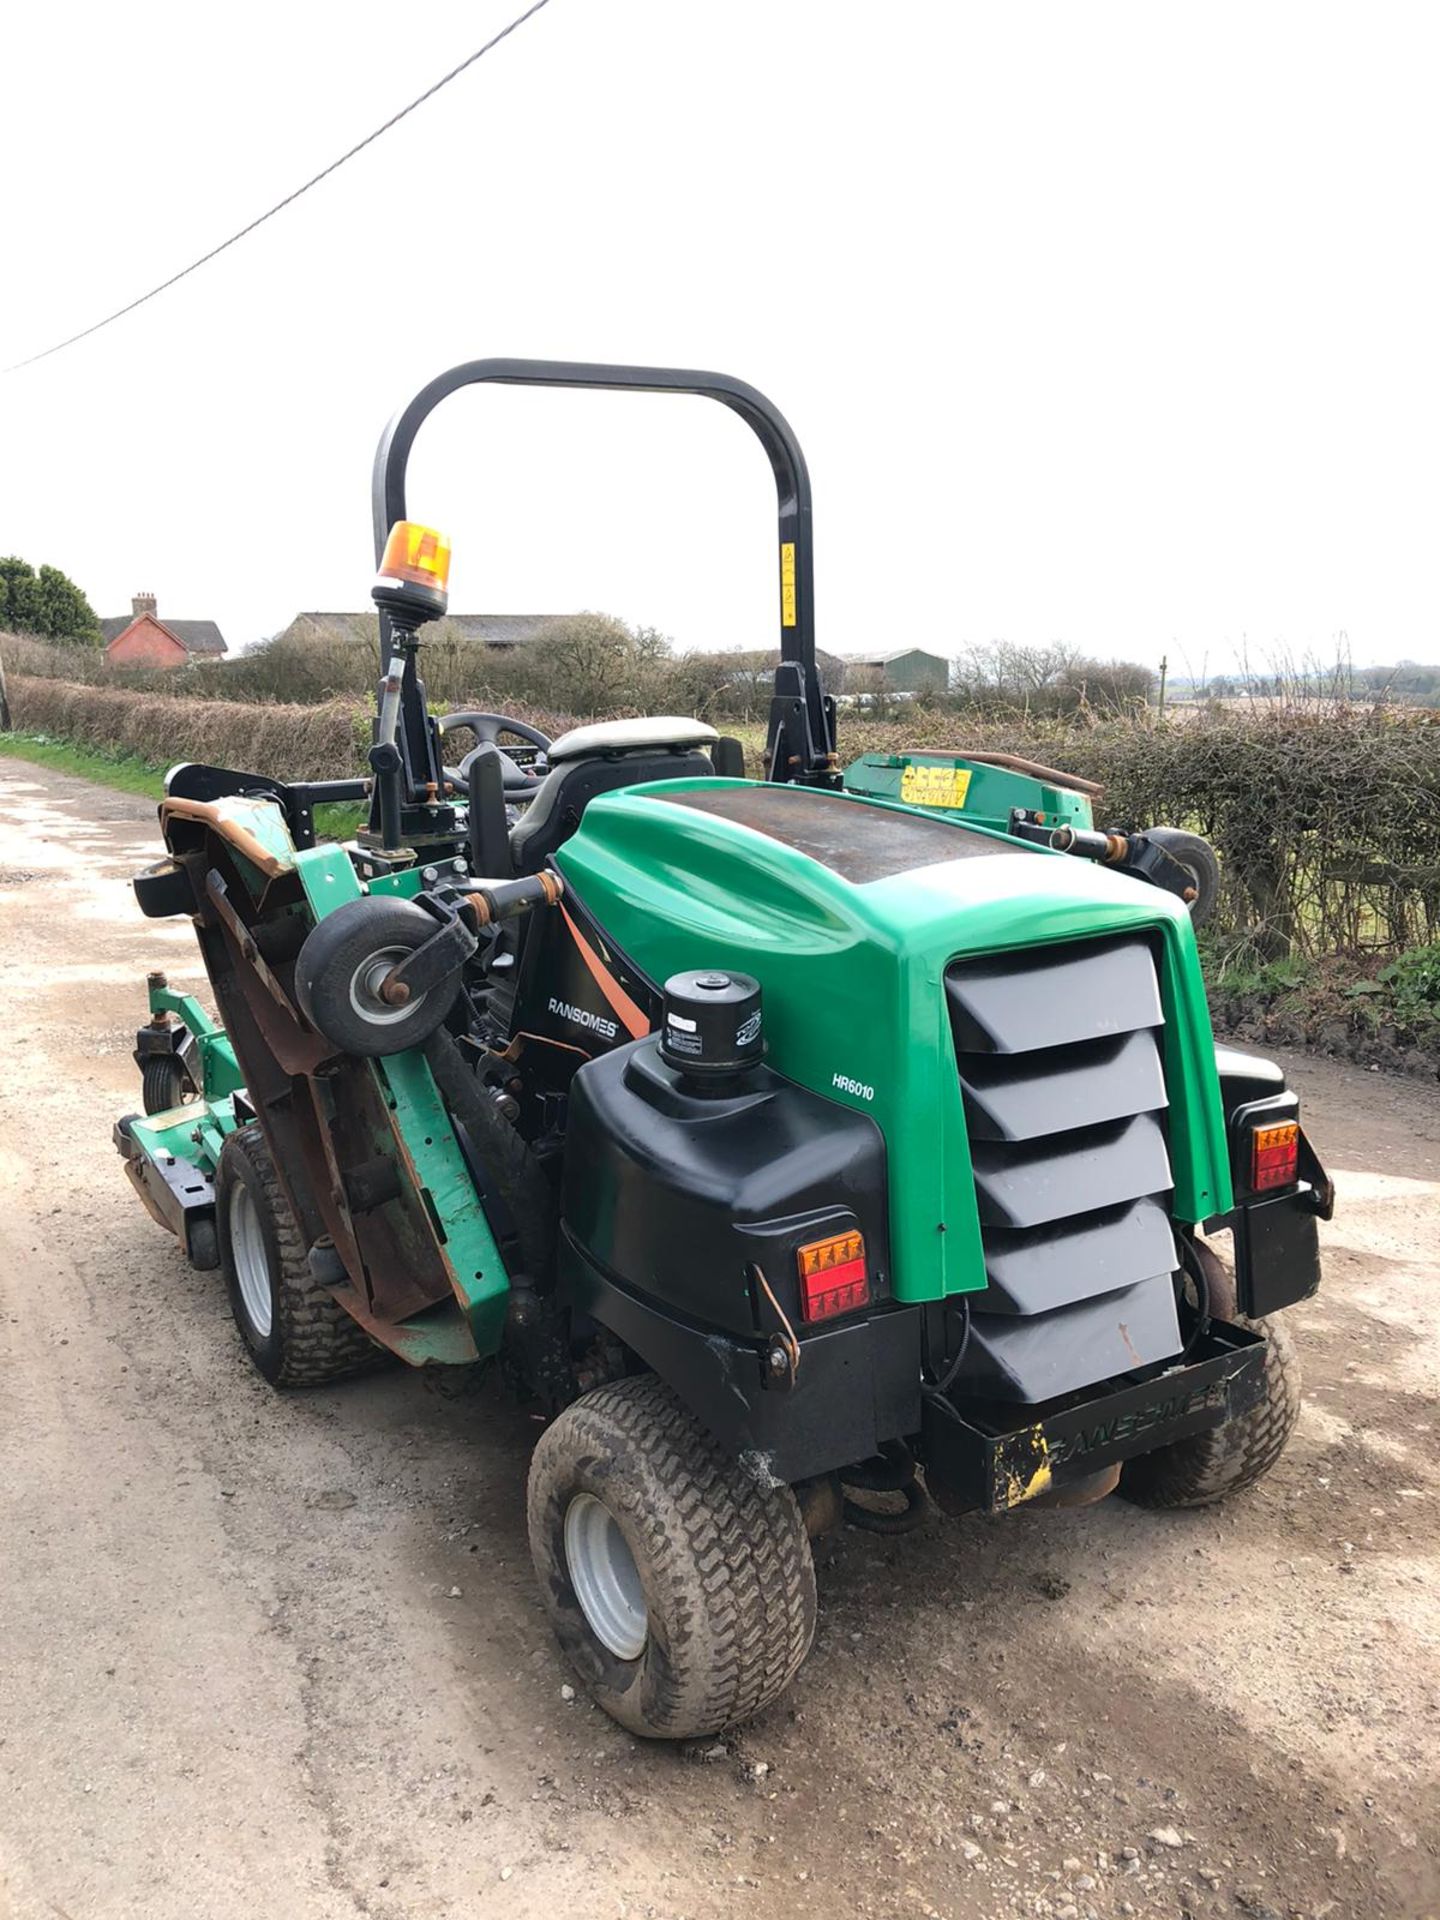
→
(946, 935, 1182, 1404)
(960, 1274, 1183, 1402)
(980, 1196, 1178, 1315)
(970, 1112, 1172, 1231)
(946, 935, 1163, 1056)
(959, 1027, 1168, 1143)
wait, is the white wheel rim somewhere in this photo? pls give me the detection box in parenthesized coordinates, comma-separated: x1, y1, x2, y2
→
(564, 1492, 648, 1661)
(229, 1182, 273, 1338)
(347, 945, 427, 1027)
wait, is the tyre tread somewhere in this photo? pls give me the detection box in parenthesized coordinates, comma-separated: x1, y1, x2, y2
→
(1122, 1314, 1301, 1509)
(527, 1374, 815, 1738)
(141, 1054, 188, 1115)
(222, 1125, 380, 1386)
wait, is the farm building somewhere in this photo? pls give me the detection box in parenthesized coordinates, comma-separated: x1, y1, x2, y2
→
(100, 594, 226, 668)
(274, 612, 569, 649)
(840, 648, 949, 694)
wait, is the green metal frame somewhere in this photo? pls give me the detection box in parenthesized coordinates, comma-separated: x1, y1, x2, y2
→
(126, 1094, 239, 1183)
(843, 751, 1095, 839)
(146, 979, 245, 1103)
(125, 827, 514, 1362)
(293, 844, 513, 1356)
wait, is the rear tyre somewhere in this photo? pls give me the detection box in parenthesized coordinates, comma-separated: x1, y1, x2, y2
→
(216, 1123, 380, 1386)
(527, 1374, 816, 1739)
(1145, 826, 1221, 928)
(295, 897, 461, 1058)
(142, 1054, 193, 1115)
(1120, 1239, 1301, 1509)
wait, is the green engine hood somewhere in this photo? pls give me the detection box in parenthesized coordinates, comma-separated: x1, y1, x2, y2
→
(555, 779, 1231, 1304)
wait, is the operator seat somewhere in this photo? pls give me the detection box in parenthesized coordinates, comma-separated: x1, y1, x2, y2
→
(508, 716, 722, 874)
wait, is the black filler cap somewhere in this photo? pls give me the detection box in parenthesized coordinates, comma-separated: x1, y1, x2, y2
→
(660, 969, 763, 1080)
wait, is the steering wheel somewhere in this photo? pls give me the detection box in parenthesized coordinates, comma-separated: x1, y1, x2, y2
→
(439, 711, 552, 799)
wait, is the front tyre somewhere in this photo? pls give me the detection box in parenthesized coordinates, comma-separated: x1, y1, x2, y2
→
(216, 1124, 380, 1386)
(1121, 1238, 1302, 1508)
(527, 1375, 816, 1739)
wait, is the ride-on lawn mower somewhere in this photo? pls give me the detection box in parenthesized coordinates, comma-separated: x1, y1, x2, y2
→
(117, 360, 1332, 1739)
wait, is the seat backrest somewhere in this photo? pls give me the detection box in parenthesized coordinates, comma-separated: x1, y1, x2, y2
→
(509, 746, 716, 874)
(545, 715, 719, 763)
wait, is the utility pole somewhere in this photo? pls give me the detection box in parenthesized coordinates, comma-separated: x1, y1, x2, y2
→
(1157, 652, 1168, 718)
(0, 639, 12, 732)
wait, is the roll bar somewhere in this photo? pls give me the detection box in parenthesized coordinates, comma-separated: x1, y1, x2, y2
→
(371, 358, 837, 785)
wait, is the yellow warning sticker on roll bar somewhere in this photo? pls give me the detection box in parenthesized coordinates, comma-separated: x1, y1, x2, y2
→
(780, 543, 797, 627)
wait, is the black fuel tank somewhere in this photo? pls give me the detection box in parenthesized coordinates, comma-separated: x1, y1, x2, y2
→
(562, 1037, 892, 1337)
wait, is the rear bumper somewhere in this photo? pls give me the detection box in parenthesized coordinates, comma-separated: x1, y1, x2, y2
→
(921, 1320, 1267, 1513)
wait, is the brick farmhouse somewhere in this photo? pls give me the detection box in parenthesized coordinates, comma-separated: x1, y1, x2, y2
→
(100, 594, 227, 668)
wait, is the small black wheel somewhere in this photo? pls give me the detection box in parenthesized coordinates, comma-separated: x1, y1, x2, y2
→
(294, 896, 460, 1058)
(216, 1123, 380, 1386)
(1146, 826, 1221, 928)
(527, 1374, 816, 1739)
(187, 1217, 220, 1272)
(142, 1053, 193, 1115)
(1121, 1238, 1301, 1509)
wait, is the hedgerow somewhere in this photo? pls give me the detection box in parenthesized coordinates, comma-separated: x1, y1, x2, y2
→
(9, 667, 1439, 967)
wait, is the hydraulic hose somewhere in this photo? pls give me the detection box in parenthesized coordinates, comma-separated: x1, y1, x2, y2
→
(1179, 1238, 1212, 1356)
(930, 1301, 972, 1398)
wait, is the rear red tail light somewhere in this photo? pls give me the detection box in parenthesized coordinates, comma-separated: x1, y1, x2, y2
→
(796, 1230, 870, 1322)
(1252, 1120, 1300, 1192)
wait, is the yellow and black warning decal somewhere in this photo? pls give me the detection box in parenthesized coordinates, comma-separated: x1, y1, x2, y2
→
(996, 1424, 1054, 1508)
(899, 763, 972, 810)
(779, 543, 797, 627)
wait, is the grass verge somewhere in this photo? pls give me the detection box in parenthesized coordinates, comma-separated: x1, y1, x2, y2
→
(0, 732, 364, 838)
(0, 730, 165, 799)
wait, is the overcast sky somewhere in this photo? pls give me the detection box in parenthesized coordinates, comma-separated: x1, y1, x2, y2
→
(2, 2, 1437, 675)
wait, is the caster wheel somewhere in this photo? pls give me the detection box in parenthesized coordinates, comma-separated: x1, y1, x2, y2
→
(295, 897, 460, 1057)
(142, 1053, 194, 1115)
(1146, 826, 1221, 928)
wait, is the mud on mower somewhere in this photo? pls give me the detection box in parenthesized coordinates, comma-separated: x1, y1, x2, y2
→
(117, 360, 1332, 1740)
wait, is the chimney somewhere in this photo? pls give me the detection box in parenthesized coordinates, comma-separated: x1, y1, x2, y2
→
(133, 591, 157, 619)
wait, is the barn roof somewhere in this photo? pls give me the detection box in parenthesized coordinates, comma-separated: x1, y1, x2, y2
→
(839, 648, 945, 667)
(450, 614, 566, 646)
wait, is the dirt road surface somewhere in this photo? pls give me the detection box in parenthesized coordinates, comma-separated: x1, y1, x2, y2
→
(1, 759, 1437, 1920)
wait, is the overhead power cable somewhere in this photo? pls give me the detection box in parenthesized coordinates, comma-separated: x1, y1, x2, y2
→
(3, 0, 554, 374)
